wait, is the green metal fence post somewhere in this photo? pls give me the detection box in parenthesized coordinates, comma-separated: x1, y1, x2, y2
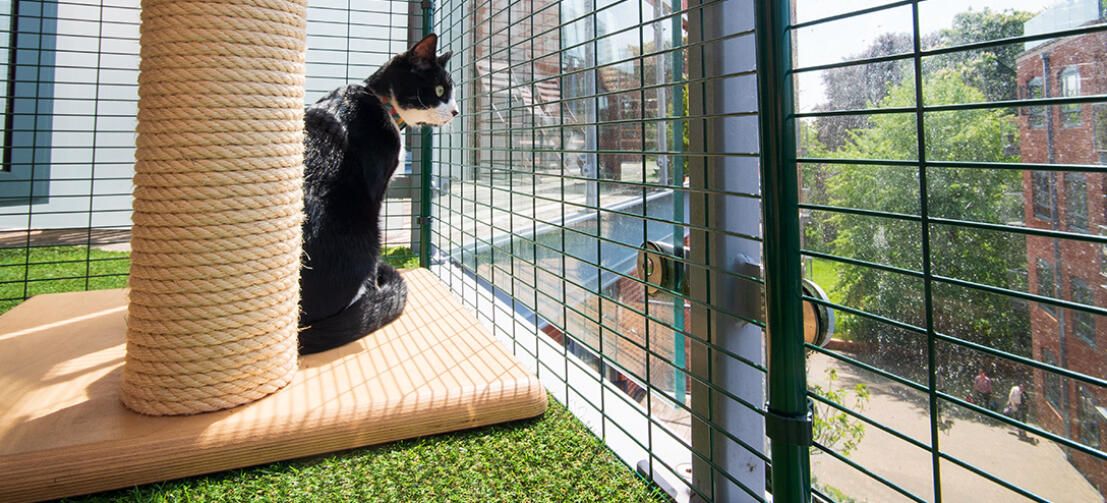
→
(418, 0, 434, 268)
(755, 0, 810, 502)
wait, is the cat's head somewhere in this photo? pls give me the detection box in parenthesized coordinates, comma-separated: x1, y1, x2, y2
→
(367, 33, 457, 127)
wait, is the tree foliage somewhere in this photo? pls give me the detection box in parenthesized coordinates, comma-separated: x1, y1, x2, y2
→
(924, 8, 1034, 103)
(814, 33, 912, 150)
(810, 368, 871, 458)
(814, 8, 1030, 150)
(825, 72, 1029, 358)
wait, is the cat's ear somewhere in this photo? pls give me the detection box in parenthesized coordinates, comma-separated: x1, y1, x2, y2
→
(437, 51, 453, 67)
(410, 33, 438, 62)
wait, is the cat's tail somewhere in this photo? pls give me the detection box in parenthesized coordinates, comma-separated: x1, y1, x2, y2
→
(298, 263, 407, 355)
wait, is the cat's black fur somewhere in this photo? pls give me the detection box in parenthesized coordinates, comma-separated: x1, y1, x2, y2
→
(299, 34, 454, 355)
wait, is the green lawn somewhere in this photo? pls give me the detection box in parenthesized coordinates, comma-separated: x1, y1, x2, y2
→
(60, 395, 666, 503)
(1, 245, 665, 502)
(0, 246, 130, 314)
(381, 246, 420, 269)
(0, 246, 421, 315)
(808, 257, 843, 304)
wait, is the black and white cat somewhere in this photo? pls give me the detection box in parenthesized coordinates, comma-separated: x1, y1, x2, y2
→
(298, 33, 456, 355)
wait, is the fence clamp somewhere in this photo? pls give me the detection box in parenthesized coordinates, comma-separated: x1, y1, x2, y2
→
(765, 398, 814, 447)
(416, 216, 432, 226)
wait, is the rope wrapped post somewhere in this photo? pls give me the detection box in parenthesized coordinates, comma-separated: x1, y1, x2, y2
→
(122, 0, 308, 416)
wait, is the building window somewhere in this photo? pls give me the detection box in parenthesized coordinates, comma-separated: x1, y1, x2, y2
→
(1072, 277, 1096, 346)
(1101, 226, 1107, 278)
(1095, 104, 1107, 165)
(1065, 173, 1088, 232)
(1037, 258, 1056, 315)
(1032, 171, 1052, 221)
(1, 0, 14, 172)
(0, 0, 57, 200)
(1043, 348, 1062, 412)
(1059, 66, 1081, 127)
(1026, 76, 1044, 130)
(1078, 386, 1101, 449)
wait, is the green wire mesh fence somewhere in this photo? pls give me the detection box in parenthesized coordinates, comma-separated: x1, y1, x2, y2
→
(790, 1, 1107, 502)
(425, 0, 771, 500)
(423, 0, 1107, 501)
(0, 0, 1105, 501)
(0, 0, 425, 312)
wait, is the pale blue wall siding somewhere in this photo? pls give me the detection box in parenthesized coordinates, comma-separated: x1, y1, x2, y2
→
(0, 0, 400, 230)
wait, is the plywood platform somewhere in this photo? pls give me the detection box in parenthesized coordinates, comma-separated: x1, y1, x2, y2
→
(0, 269, 547, 503)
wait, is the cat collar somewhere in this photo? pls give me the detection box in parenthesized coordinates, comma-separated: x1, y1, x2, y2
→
(379, 96, 407, 130)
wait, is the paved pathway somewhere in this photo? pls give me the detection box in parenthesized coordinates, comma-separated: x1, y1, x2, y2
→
(808, 352, 1103, 502)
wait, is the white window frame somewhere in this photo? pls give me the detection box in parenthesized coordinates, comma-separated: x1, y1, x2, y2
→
(1060, 66, 1081, 127)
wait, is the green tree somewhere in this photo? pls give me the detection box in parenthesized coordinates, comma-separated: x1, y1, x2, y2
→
(810, 368, 870, 458)
(924, 8, 1034, 103)
(814, 8, 1030, 150)
(814, 33, 912, 151)
(827, 71, 1029, 362)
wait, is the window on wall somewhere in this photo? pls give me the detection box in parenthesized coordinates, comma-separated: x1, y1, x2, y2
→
(1037, 258, 1056, 315)
(1065, 173, 1088, 232)
(1101, 227, 1107, 278)
(1078, 386, 1101, 449)
(1072, 277, 1096, 346)
(1, 0, 16, 172)
(1095, 104, 1107, 164)
(1043, 349, 1062, 412)
(0, 0, 56, 200)
(1027, 76, 1044, 129)
(1059, 66, 1081, 127)
(1032, 171, 1052, 221)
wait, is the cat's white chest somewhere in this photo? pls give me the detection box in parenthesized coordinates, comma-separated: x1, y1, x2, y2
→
(390, 116, 405, 166)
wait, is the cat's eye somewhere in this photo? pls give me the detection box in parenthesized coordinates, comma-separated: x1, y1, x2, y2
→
(435, 85, 444, 97)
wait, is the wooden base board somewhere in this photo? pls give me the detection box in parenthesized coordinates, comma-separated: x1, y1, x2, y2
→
(0, 269, 547, 503)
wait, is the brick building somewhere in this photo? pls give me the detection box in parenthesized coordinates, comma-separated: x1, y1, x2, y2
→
(467, 0, 665, 182)
(1018, 0, 1107, 495)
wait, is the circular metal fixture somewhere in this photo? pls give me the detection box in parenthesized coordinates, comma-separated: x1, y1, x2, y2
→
(801, 278, 834, 347)
(637, 241, 686, 295)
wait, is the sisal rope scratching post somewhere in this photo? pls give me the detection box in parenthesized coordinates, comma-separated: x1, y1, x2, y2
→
(122, 0, 308, 415)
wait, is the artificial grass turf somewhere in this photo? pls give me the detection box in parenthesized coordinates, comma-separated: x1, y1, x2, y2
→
(0, 246, 417, 315)
(58, 395, 669, 503)
(380, 246, 420, 269)
(0, 245, 130, 313)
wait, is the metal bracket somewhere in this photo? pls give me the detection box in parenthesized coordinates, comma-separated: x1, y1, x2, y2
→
(421, 0, 433, 12)
(416, 216, 432, 226)
(765, 398, 814, 447)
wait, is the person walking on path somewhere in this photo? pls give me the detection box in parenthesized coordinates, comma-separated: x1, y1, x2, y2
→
(1005, 385, 1034, 441)
(974, 369, 994, 410)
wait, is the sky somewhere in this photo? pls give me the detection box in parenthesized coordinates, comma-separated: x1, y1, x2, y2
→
(794, 0, 1058, 110)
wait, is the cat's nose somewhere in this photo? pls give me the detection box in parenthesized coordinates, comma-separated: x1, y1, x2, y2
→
(451, 109, 458, 117)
